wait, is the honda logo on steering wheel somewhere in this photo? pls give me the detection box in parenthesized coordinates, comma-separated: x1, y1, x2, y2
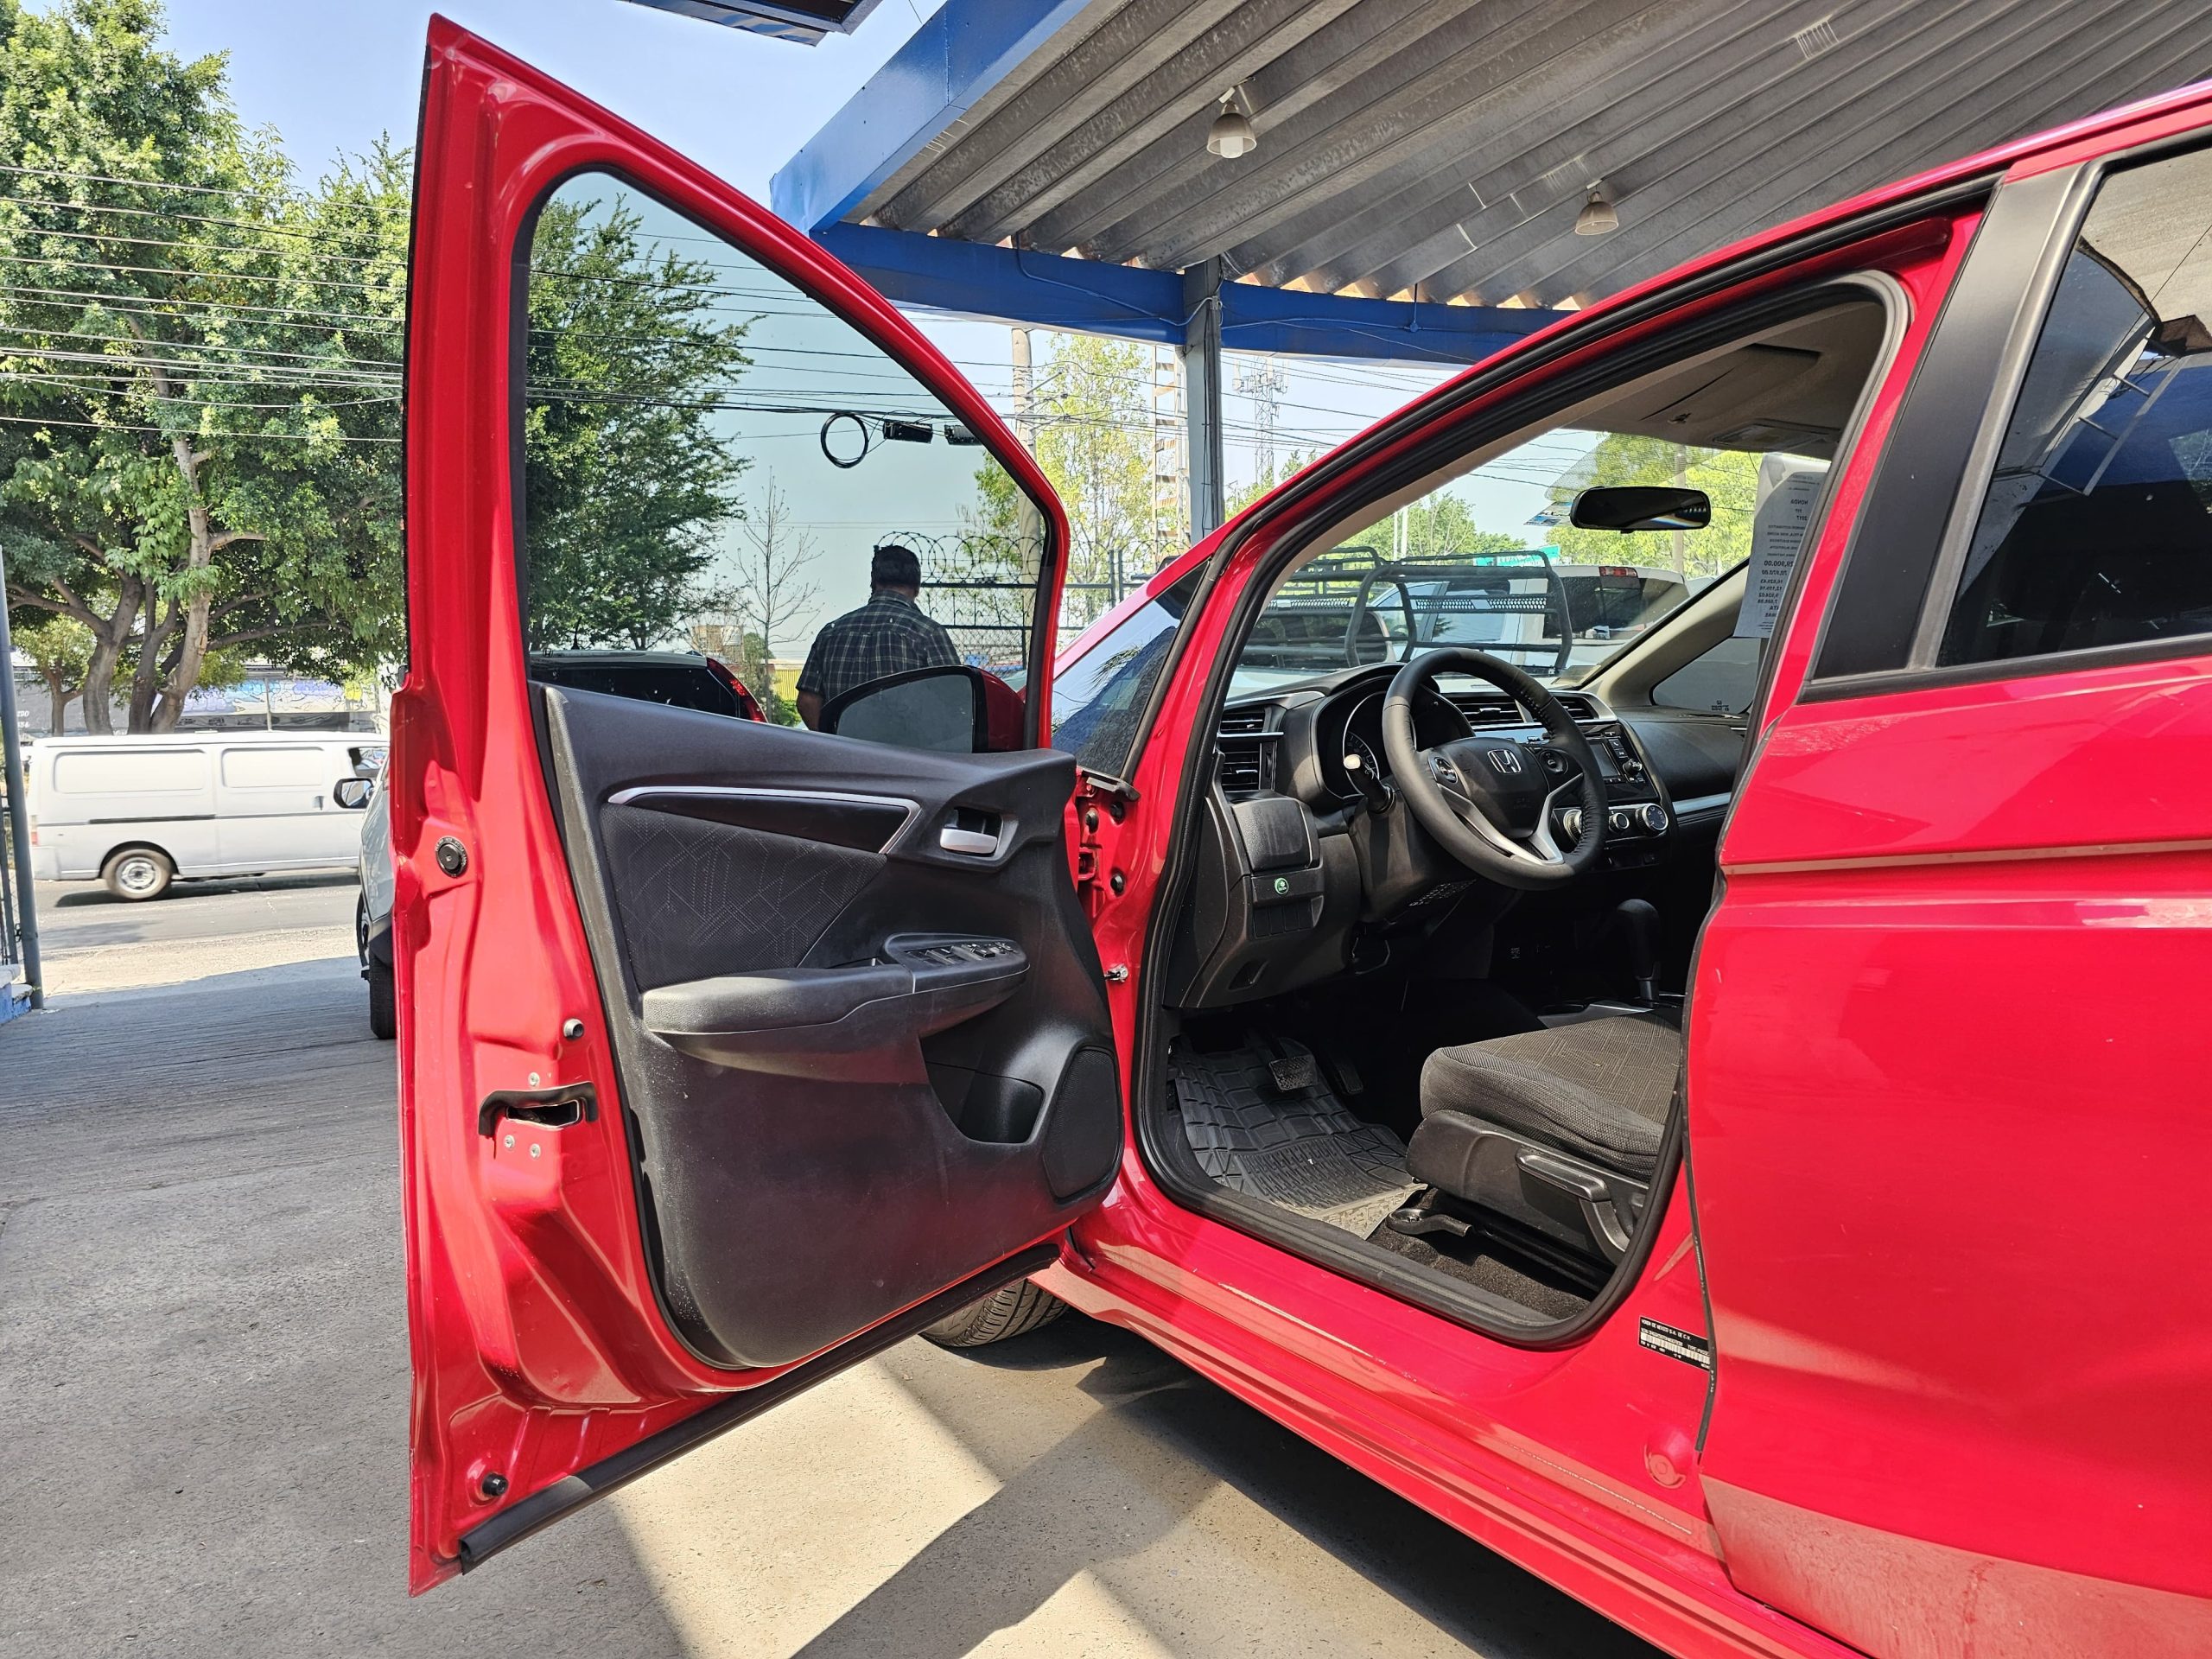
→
(1485, 747, 1524, 775)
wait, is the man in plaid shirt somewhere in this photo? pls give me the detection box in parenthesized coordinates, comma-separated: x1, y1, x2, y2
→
(795, 543, 960, 729)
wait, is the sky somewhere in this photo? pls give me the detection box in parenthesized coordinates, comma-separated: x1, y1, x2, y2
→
(117, 3, 1503, 639)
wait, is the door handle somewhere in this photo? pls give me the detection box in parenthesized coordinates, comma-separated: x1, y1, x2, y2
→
(938, 825, 998, 855)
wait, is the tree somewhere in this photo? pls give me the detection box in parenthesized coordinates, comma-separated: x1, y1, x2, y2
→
(721, 472, 819, 714)
(1545, 435, 1764, 577)
(1027, 334, 1164, 629)
(518, 188, 754, 651)
(1393, 492, 1534, 563)
(0, 0, 408, 729)
(11, 610, 92, 732)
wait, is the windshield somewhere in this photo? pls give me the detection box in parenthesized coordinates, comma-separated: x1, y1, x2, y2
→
(1229, 422, 1827, 699)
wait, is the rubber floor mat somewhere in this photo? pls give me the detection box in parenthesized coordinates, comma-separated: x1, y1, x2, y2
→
(1169, 1035, 1421, 1238)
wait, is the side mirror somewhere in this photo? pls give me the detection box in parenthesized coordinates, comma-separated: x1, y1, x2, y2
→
(333, 776, 373, 810)
(1569, 485, 1712, 532)
(822, 664, 1027, 754)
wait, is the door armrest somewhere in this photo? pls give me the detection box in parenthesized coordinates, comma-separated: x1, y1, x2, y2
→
(641, 935, 1026, 1081)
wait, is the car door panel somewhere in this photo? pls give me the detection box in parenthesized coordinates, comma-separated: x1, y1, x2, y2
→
(396, 20, 1107, 1590)
(537, 686, 1120, 1373)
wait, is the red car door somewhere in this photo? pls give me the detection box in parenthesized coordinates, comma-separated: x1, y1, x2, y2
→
(1693, 114, 2212, 1656)
(394, 21, 1119, 1591)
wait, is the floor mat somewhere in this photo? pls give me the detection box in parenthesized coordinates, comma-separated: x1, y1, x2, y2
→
(1169, 1035, 1421, 1238)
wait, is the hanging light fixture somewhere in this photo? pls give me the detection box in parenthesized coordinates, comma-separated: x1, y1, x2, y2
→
(1207, 89, 1258, 160)
(1574, 182, 1618, 237)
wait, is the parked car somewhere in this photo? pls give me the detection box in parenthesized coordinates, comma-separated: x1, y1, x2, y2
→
(386, 24, 2212, 1658)
(24, 732, 378, 900)
(353, 651, 764, 1039)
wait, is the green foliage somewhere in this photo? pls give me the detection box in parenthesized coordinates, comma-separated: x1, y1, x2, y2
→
(1025, 334, 1171, 627)
(1390, 492, 1535, 564)
(1228, 446, 1314, 517)
(1545, 434, 1764, 577)
(10, 608, 92, 729)
(520, 190, 753, 651)
(0, 0, 408, 729)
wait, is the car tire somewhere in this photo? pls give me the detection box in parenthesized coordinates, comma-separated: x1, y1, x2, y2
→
(356, 894, 372, 968)
(366, 957, 397, 1041)
(101, 847, 174, 902)
(920, 1279, 1068, 1349)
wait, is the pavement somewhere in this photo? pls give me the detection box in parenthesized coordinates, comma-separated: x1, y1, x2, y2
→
(1, 881, 1662, 1659)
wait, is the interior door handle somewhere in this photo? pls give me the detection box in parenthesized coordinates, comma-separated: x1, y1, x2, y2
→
(938, 825, 998, 855)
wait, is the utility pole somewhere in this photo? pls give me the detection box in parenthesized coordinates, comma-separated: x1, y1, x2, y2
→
(1236, 357, 1288, 486)
(0, 541, 47, 1012)
(1009, 327, 1034, 453)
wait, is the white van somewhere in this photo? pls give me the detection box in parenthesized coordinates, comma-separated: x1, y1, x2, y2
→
(27, 733, 378, 900)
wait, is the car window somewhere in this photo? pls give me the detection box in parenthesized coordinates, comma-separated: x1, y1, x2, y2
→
(1652, 634, 1763, 715)
(1939, 144, 2212, 668)
(518, 172, 1051, 751)
(1225, 396, 1851, 699)
(1050, 567, 1202, 775)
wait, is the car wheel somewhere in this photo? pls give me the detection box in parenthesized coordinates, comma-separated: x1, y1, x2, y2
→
(920, 1279, 1068, 1349)
(102, 847, 174, 902)
(366, 957, 397, 1040)
(355, 895, 372, 968)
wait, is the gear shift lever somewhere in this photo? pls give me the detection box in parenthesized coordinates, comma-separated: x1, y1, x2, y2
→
(1614, 898, 1661, 1007)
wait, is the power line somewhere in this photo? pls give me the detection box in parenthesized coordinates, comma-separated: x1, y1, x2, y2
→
(0, 410, 397, 442)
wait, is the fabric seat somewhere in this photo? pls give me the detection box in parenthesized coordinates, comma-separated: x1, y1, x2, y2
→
(1404, 1013, 1682, 1264)
(1417, 1013, 1682, 1174)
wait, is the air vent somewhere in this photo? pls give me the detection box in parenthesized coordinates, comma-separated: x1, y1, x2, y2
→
(1216, 706, 1272, 797)
(1447, 690, 1600, 725)
(1447, 693, 1526, 727)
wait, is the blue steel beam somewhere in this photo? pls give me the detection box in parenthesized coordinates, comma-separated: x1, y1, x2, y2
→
(814, 224, 1562, 366)
(772, 0, 1096, 232)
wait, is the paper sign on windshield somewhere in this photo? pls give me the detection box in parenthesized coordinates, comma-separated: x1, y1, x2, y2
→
(1736, 466, 1827, 639)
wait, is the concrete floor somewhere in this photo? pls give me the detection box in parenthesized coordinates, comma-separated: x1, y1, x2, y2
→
(0, 886, 1662, 1659)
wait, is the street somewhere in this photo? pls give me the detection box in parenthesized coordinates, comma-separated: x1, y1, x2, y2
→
(0, 881, 1659, 1659)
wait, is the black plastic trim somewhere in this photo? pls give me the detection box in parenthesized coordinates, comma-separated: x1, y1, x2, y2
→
(454, 1242, 1058, 1573)
(1808, 166, 2090, 680)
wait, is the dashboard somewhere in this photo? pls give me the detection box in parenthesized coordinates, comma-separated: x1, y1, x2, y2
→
(1164, 663, 1740, 1009)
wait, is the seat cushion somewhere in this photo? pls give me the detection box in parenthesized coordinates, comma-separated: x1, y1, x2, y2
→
(1419, 1014, 1682, 1173)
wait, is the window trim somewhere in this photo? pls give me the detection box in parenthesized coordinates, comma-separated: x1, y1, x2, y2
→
(1808, 130, 2212, 701)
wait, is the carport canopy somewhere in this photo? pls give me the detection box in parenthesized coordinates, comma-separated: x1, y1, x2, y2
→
(768, 0, 2212, 526)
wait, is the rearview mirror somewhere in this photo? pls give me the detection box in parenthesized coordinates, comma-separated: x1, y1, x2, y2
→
(821, 664, 1024, 754)
(1569, 485, 1712, 532)
(333, 777, 372, 810)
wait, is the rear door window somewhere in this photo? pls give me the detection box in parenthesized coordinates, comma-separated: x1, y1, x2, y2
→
(1938, 144, 2212, 667)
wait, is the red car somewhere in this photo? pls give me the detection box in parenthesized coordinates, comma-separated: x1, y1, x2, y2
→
(391, 22, 2212, 1656)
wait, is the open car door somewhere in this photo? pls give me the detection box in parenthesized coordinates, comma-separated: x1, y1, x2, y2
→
(394, 19, 1122, 1591)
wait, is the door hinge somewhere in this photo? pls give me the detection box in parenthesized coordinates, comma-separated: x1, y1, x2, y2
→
(1071, 771, 1134, 912)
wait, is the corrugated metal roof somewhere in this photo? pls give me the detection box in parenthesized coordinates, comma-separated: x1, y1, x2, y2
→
(834, 0, 2212, 307)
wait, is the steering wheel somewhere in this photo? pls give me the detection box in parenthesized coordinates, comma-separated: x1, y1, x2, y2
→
(1379, 648, 1607, 890)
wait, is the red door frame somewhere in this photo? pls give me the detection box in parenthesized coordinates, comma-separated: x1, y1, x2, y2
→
(396, 18, 1072, 1590)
